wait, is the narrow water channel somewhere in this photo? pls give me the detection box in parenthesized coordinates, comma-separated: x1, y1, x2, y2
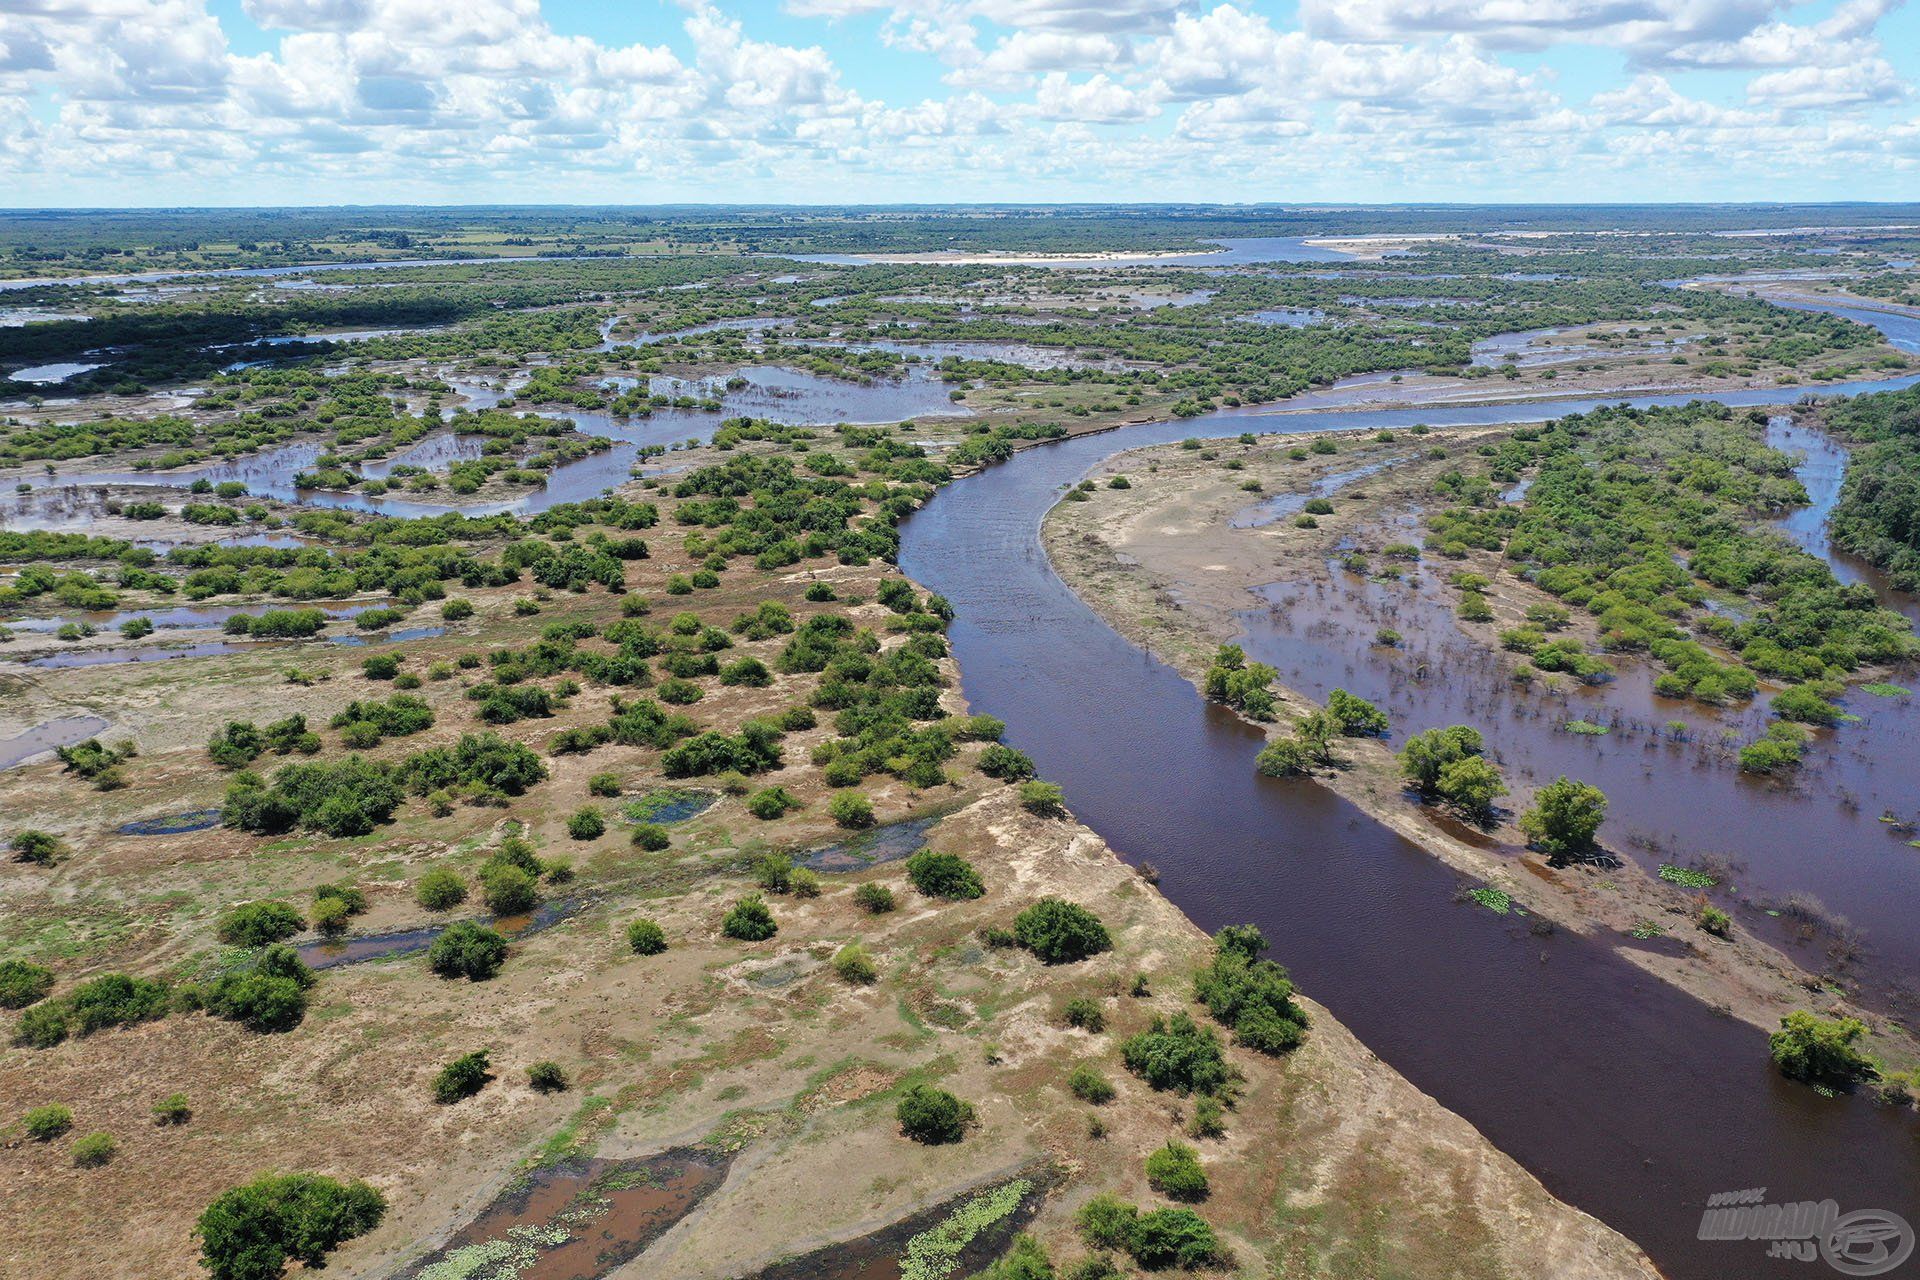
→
(899, 350, 1920, 1279)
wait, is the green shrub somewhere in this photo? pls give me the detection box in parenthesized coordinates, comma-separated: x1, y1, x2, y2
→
(746, 785, 802, 819)
(1076, 1194, 1138, 1250)
(721, 895, 777, 941)
(64, 972, 171, 1037)
(829, 790, 875, 829)
(1144, 1141, 1209, 1201)
(632, 823, 672, 851)
(428, 920, 509, 981)
(854, 882, 896, 913)
(479, 862, 538, 914)
(415, 868, 468, 910)
(896, 1084, 973, 1144)
(24, 1103, 73, 1141)
(11, 829, 64, 864)
(1068, 1064, 1114, 1104)
(441, 598, 475, 621)
(566, 807, 606, 840)
(1188, 1095, 1226, 1139)
(216, 901, 305, 948)
(833, 942, 878, 984)
(1063, 997, 1105, 1032)
(72, 1131, 116, 1167)
(1122, 1014, 1230, 1096)
(201, 946, 315, 1034)
(153, 1093, 192, 1125)
(1127, 1207, 1218, 1269)
(1769, 1011, 1877, 1090)
(1192, 924, 1308, 1055)
(433, 1049, 494, 1104)
(1018, 780, 1067, 817)
(0, 959, 54, 1009)
(588, 772, 622, 797)
(1012, 898, 1110, 964)
(905, 850, 984, 900)
(978, 744, 1036, 781)
(195, 1172, 386, 1280)
(627, 919, 668, 955)
(310, 896, 351, 937)
(528, 1061, 568, 1093)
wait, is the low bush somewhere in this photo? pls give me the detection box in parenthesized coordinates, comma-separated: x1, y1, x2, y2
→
(896, 1084, 973, 1144)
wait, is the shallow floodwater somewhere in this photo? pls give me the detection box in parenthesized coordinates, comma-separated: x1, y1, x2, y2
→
(391, 1148, 732, 1280)
(1, 363, 971, 527)
(899, 354, 1920, 1279)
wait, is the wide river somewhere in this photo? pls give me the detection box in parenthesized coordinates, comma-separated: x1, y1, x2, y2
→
(900, 308, 1920, 1280)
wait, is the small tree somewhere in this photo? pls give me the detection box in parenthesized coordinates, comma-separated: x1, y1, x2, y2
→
(1012, 898, 1111, 964)
(1325, 689, 1389, 736)
(1434, 756, 1507, 824)
(528, 1061, 568, 1093)
(10, 829, 64, 865)
(1519, 776, 1607, 859)
(1254, 738, 1311, 777)
(1018, 780, 1067, 818)
(895, 1084, 973, 1144)
(721, 895, 777, 942)
(627, 919, 667, 955)
(433, 1049, 493, 1104)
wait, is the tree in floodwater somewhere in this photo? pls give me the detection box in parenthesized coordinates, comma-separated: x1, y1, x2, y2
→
(1202, 644, 1279, 721)
(1769, 1010, 1876, 1090)
(1325, 689, 1389, 737)
(1519, 776, 1607, 860)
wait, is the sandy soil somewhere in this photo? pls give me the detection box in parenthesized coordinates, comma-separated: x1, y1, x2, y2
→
(1040, 428, 1920, 1074)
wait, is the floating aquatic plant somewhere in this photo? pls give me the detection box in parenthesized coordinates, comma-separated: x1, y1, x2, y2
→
(1464, 886, 1511, 915)
(1658, 865, 1716, 889)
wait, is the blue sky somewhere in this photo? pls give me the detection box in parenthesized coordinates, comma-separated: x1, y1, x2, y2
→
(4, 0, 1918, 205)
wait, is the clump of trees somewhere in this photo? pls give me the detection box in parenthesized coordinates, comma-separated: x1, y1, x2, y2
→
(1769, 1011, 1877, 1090)
(1192, 925, 1308, 1055)
(1203, 644, 1278, 720)
(1077, 1195, 1220, 1270)
(1398, 725, 1507, 824)
(196, 1172, 386, 1280)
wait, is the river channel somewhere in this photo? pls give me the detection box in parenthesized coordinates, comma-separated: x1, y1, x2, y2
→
(898, 309, 1920, 1279)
